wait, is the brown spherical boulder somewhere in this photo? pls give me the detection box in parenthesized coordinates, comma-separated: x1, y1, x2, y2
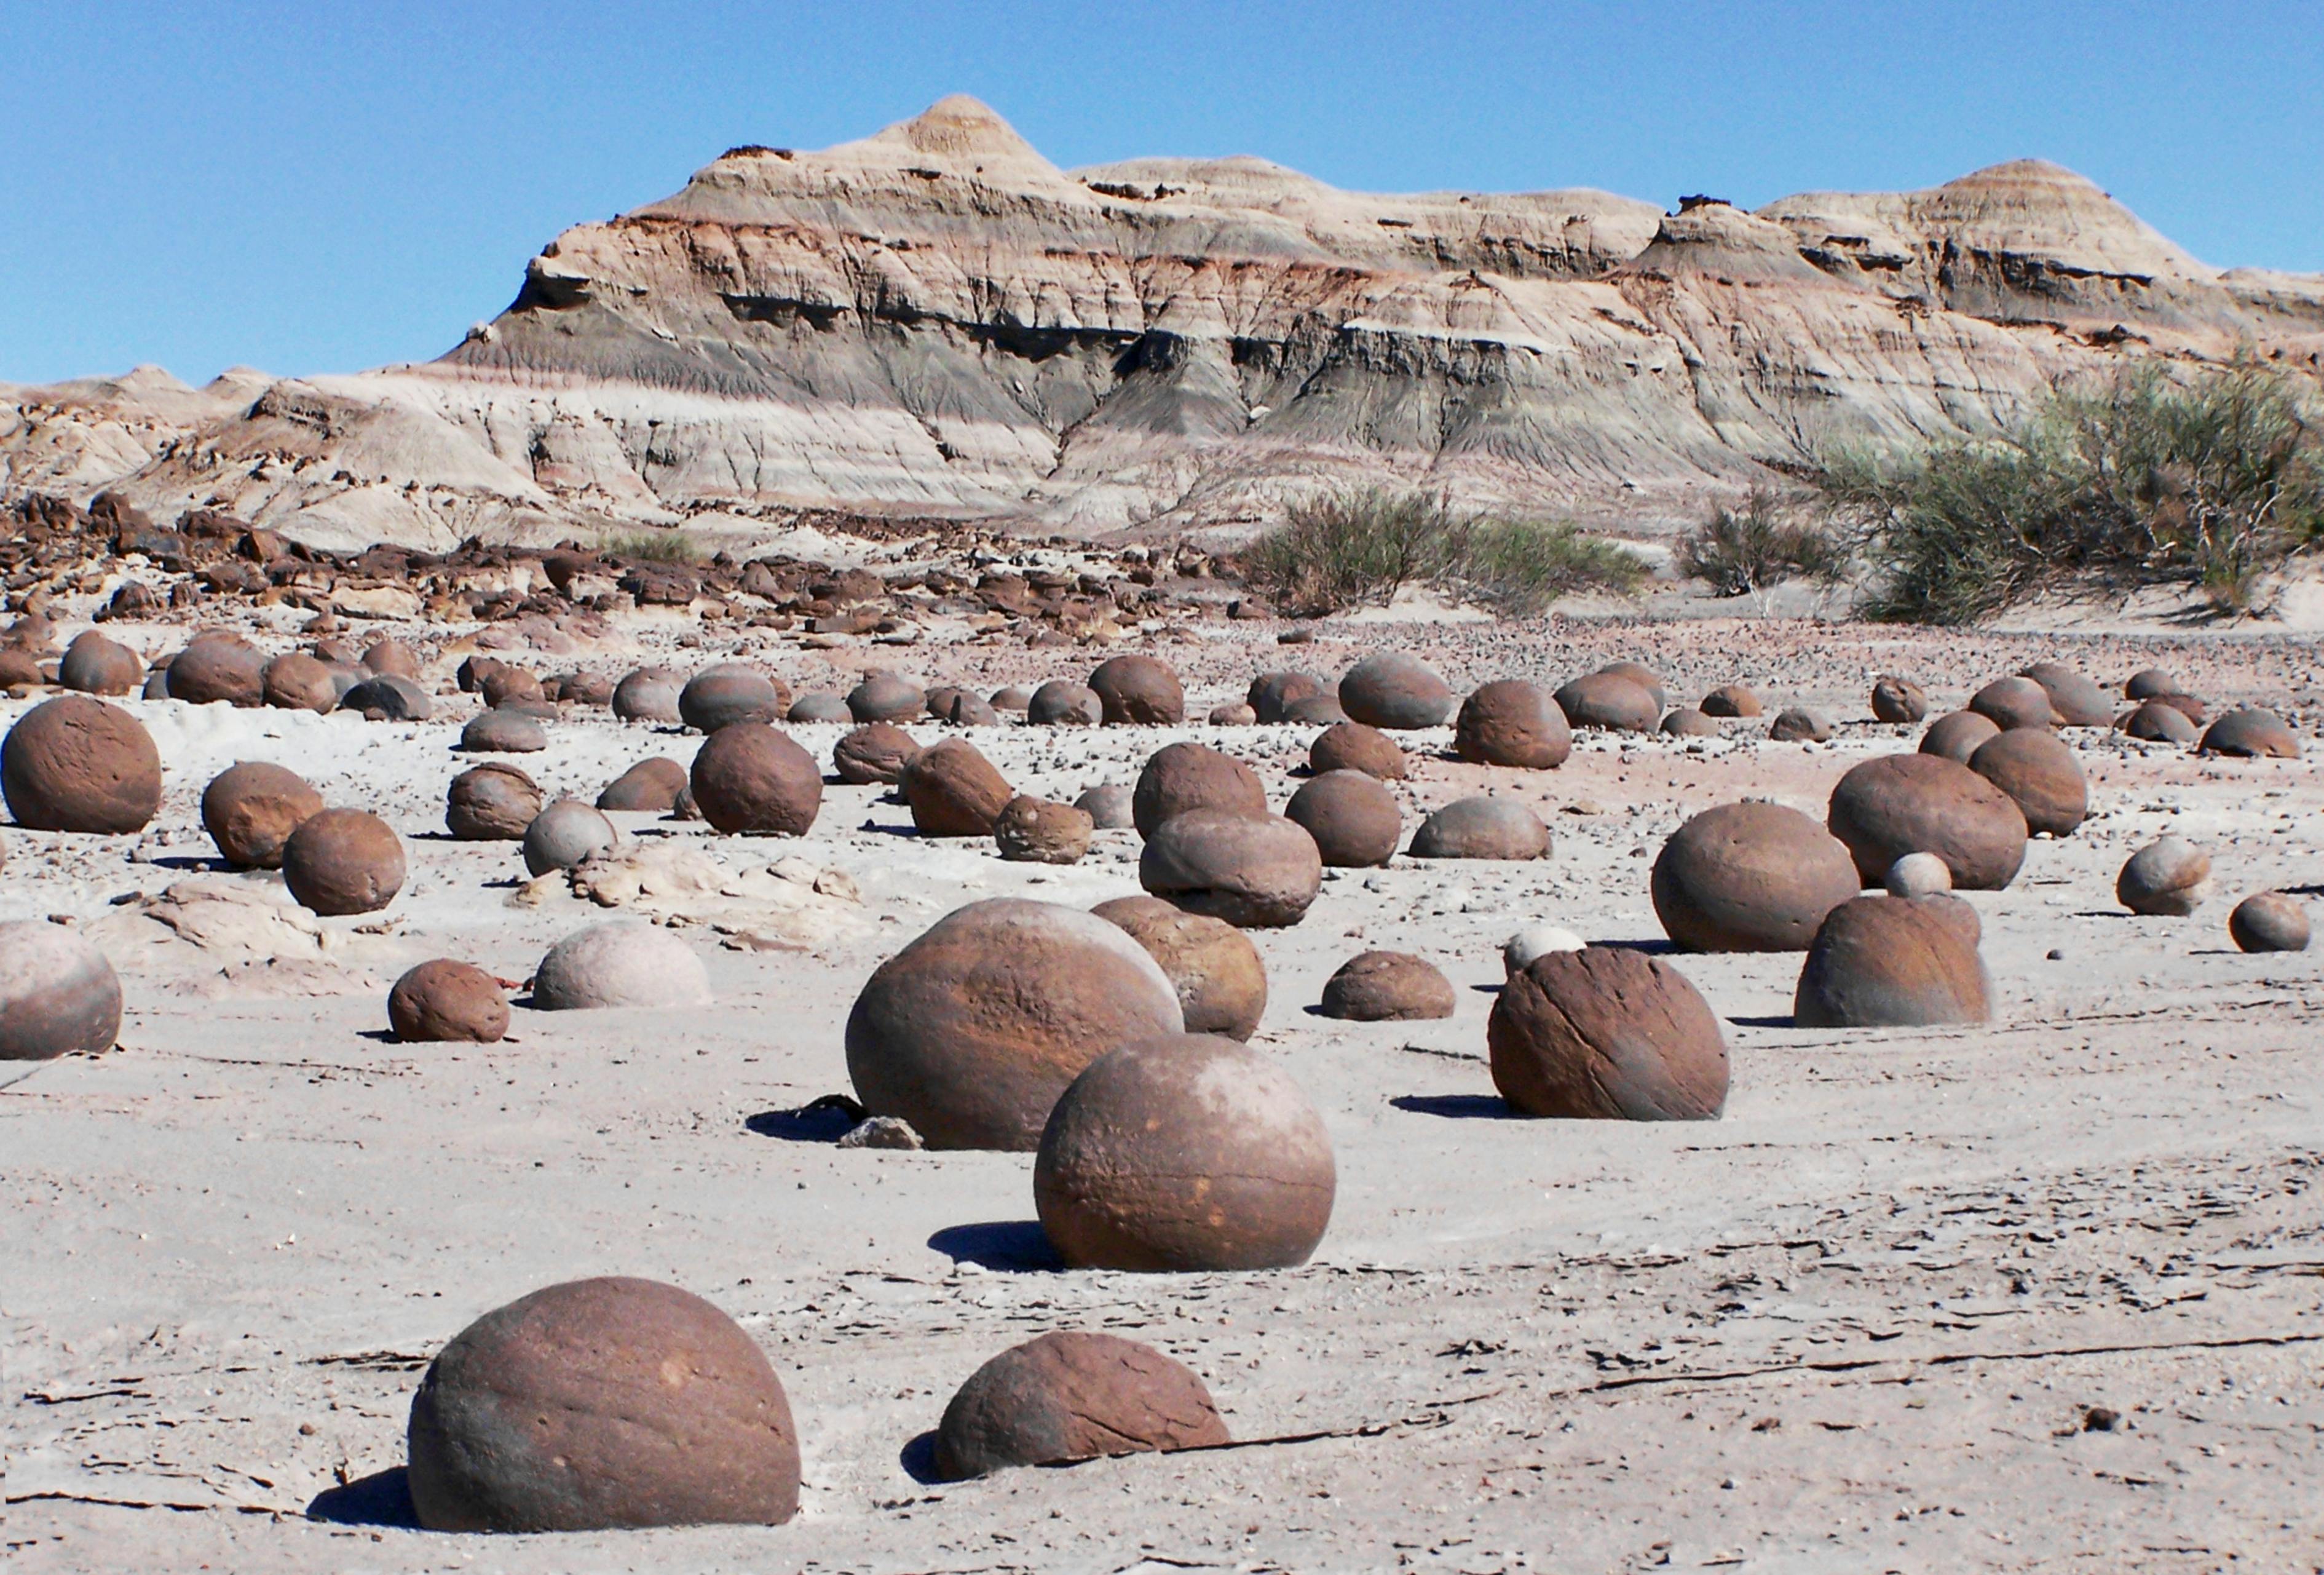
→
(1075, 783, 1135, 829)
(1281, 693, 1350, 725)
(361, 638, 420, 679)
(1132, 742, 1267, 837)
(480, 664, 546, 709)
(681, 664, 787, 733)
(1207, 702, 1257, 726)
(932, 1331, 1228, 1481)
(2, 696, 163, 833)
(611, 667, 683, 723)
(1035, 1033, 1335, 1271)
(1092, 895, 1268, 1041)
(1967, 728, 2088, 836)
(2125, 668, 2180, 700)
(1247, 670, 1326, 723)
(200, 761, 323, 868)
(2121, 699, 2200, 745)
(260, 652, 339, 713)
(2117, 836, 2211, 916)
(1651, 801, 1860, 953)
(0, 648, 39, 688)
(460, 710, 547, 753)
(1284, 769, 1402, 868)
(534, 922, 712, 1010)
(60, 631, 143, 696)
(2020, 662, 2113, 727)
(1409, 796, 1549, 860)
(847, 670, 926, 723)
(446, 763, 543, 840)
(1595, 661, 1667, 710)
(1767, 707, 1832, 743)
(406, 1276, 800, 1533)
(1338, 652, 1452, 729)
(989, 684, 1034, 713)
(1489, 947, 1727, 1120)
(1919, 708, 2002, 764)
(1661, 708, 1721, 738)
(690, 723, 823, 836)
(523, 800, 621, 875)
(1793, 895, 1991, 1027)
(1319, 951, 1455, 1021)
(1454, 680, 1573, 769)
(1139, 810, 1322, 927)
(165, 632, 265, 706)
(2229, 892, 2310, 953)
(1699, 683, 1763, 718)
(787, 691, 852, 724)
(944, 691, 1001, 726)
(0, 921, 124, 1061)
(1969, 675, 2056, 731)
(2199, 708, 2301, 759)
(1828, 754, 2028, 890)
(1871, 675, 1930, 724)
(1089, 654, 1185, 724)
(282, 809, 405, 916)
(1027, 680, 1102, 726)
(550, 670, 614, 708)
(387, 960, 510, 1044)
(833, 722, 920, 785)
(1310, 720, 1406, 779)
(994, 796, 1094, 864)
(1552, 672, 1659, 732)
(845, 899, 1183, 1150)
(596, 757, 689, 812)
(900, 737, 1012, 836)
(340, 673, 433, 721)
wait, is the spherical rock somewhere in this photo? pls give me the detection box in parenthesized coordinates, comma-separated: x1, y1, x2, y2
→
(361, 639, 420, 679)
(201, 761, 322, 868)
(1552, 672, 1659, 732)
(1132, 742, 1266, 837)
(1871, 675, 1930, 724)
(923, 685, 971, 720)
(932, 1331, 1228, 1480)
(682, 665, 788, 733)
(446, 763, 543, 840)
(1310, 721, 1405, 779)
(60, 632, 142, 696)
(596, 757, 689, 813)
(1028, 680, 1102, 726)
(387, 960, 509, 1044)
(1793, 895, 1991, 1027)
(1767, 707, 1832, 743)
(944, 691, 1000, 726)
(690, 723, 823, 836)
(1092, 895, 1267, 1041)
(833, 723, 920, 785)
(2229, 892, 2310, 954)
(1454, 680, 1572, 768)
(2125, 668, 2180, 700)
(0, 921, 123, 1061)
(1828, 754, 2028, 890)
(1090, 654, 1185, 724)
(1409, 796, 1549, 860)
(1284, 769, 1402, 868)
(1885, 851, 1954, 898)
(1139, 811, 1322, 927)
(523, 801, 621, 876)
(261, 652, 338, 713)
(282, 809, 405, 916)
(165, 632, 265, 706)
(534, 922, 712, 1010)
(1699, 684, 1763, 718)
(1, 696, 162, 833)
(340, 673, 433, 721)
(1075, 784, 1134, 829)
(994, 796, 1094, 865)
(0, 648, 39, 687)
(1967, 728, 2087, 836)
(550, 671, 614, 708)
(1338, 652, 1452, 729)
(1919, 708, 2002, 763)
(480, 664, 545, 708)
(1969, 676, 2056, 731)
(460, 709, 547, 753)
(2122, 699, 2200, 745)
(2152, 691, 2208, 724)
(1207, 702, 1257, 726)
(2020, 662, 2113, 727)
(1503, 924, 1585, 976)
(847, 671, 925, 723)
(1651, 801, 1860, 953)
(1594, 661, 1667, 710)
(990, 684, 1034, 712)
(1319, 951, 1455, 1021)
(1247, 670, 1325, 723)
(1489, 947, 1727, 1120)
(786, 691, 852, 724)
(2117, 836, 2211, 916)
(845, 898, 1182, 1149)
(900, 738, 1012, 836)
(1281, 693, 1349, 724)
(612, 667, 682, 723)
(406, 1276, 798, 1533)
(1035, 1033, 1334, 1271)
(2199, 708, 2301, 759)
(1661, 708, 1720, 737)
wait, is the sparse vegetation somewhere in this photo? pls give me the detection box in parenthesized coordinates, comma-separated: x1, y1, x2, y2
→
(599, 528, 704, 563)
(1677, 486, 1847, 598)
(1456, 517, 1650, 613)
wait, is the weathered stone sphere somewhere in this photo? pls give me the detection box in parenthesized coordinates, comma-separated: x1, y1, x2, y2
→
(1489, 947, 1727, 1120)
(165, 632, 265, 706)
(0, 921, 122, 1061)
(1319, 951, 1455, 1021)
(1284, 769, 1402, 868)
(611, 667, 683, 723)
(59, 631, 142, 696)
(1661, 708, 1720, 738)
(1968, 728, 2087, 836)
(994, 796, 1094, 864)
(1793, 895, 1991, 1027)
(847, 670, 925, 723)
(944, 691, 1000, 726)
(1409, 796, 1549, 860)
(1035, 1033, 1335, 1271)
(786, 691, 852, 724)
(900, 737, 1012, 836)
(201, 761, 323, 868)
(681, 664, 787, 733)
(1281, 693, 1349, 724)
(460, 709, 547, 753)
(1919, 708, 2001, 763)
(0, 648, 38, 687)
(1651, 801, 1860, 952)
(550, 671, 614, 708)
(833, 722, 920, 785)
(1, 696, 162, 833)
(1132, 742, 1266, 837)
(2125, 668, 2180, 700)
(446, 763, 543, 840)
(1827, 754, 2028, 890)
(923, 685, 970, 720)
(1885, 851, 1954, 898)
(1092, 895, 1267, 1041)
(1338, 652, 1452, 729)
(406, 1276, 799, 1533)
(1503, 924, 1585, 976)
(1247, 670, 1326, 722)
(387, 959, 509, 1044)
(990, 684, 1033, 712)
(933, 1331, 1228, 1480)
(690, 723, 823, 836)
(2117, 837, 2211, 916)
(2229, 892, 2310, 953)
(1027, 680, 1102, 726)
(596, 757, 689, 812)
(1075, 783, 1134, 829)
(1768, 707, 1833, 743)
(261, 652, 339, 713)
(1310, 720, 1405, 779)
(1969, 676, 2055, 731)
(1552, 672, 1659, 732)
(140, 666, 170, 700)
(1207, 702, 1257, 726)
(2020, 662, 2113, 727)
(1139, 811, 1322, 927)
(340, 673, 433, 721)
(1090, 654, 1185, 724)
(523, 801, 621, 876)
(479, 664, 545, 709)
(846, 899, 1182, 1150)
(1454, 680, 1572, 768)
(1699, 683, 1763, 718)
(361, 638, 420, 679)
(2200, 708, 2301, 759)
(1871, 675, 1929, 724)
(282, 809, 405, 916)
(2122, 699, 2200, 745)
(1594, 661, 1667, 710)
(534, 922, 712, 1010)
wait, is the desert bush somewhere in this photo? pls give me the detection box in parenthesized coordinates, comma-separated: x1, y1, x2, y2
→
(1458, 518, 1649, 613)
(1677, 487, 1847, 597)
(600, 528, 704, 563)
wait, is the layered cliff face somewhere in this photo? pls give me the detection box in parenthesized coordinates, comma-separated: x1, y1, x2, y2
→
(7, 97, 2320, 549)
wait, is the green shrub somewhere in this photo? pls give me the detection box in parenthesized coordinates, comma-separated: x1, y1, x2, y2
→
(1457, 518, 1649, 613)
(1677, 486, 1847, 597)
(599, 527, 704, 563)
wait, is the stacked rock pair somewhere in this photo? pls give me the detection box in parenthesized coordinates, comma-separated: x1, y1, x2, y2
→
(1132, 743, 1321, 926)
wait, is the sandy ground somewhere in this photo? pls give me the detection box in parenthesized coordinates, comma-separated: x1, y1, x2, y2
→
(4, 609, 2322, 1574)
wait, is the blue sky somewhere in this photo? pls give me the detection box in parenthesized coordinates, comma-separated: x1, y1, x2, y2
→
(4, 1, 2318, 385)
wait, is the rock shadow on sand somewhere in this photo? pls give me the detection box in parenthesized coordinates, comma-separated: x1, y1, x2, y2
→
(306, 1466, 418, 1528)
(928, 1221, 1062, 1271)
(1390, 1093, 1517, 1121)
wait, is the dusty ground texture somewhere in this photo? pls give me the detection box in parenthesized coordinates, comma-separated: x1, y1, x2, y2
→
(4, 606, 2322, 1573)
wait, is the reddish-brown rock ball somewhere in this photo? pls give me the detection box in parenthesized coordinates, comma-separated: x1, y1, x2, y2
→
(932, 1331, 1228, 1480)
(1489, 947, 1728, 1120)
(2, 696, 164, 835)
(387, 959, 510, 1043)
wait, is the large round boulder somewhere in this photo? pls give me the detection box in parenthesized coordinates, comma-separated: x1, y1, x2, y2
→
(1595, 661, 1667, 710)
(1089, 654, 1185, 724)
(1827, 754, 2028, 890)
(1338, 653, 1452, 729)
(1284, 769, 1402, 868)
(261, 653, 339, 713)
(1, 696, 162, 833)
(59, 631, 142, 696)
(388, 960, 510, 1044)
(1969, 676, 2056, 731)
(523, 801, 621, 876)
(832, 722, 920, 785)
(1968, 728, 2087, 836)
(933, 1331, 1228, 1481)
(1871, 675, 1930, 724)
(611, 667, 683, 723)
(282, 809, 405, 916)
(1660, 708, 1720, 738)
(341, 673, 433, 721)
(1247, 671, 1326, 723)
(1454, 680, 1572, 769)
(1919, 710, 2001, 764)
(994, 796, 1094, 865)
(847, 671, 926, 724)
(1767, 707, 1832, 743)
(1092, 895, 1268, 1042)
(1139, 810, 1322, 927)
(1281, 694, 1349, 725)
(2020, 662, 2113, 727)
(165, 632, 265, 706)
(1793, 895, 1991, 1027)
(460, 710, 547, 754)
(534, 922, 712, 1010)
(200, 761, 323, 868)
(2117, 837, 2211, 916)
(1650, 801, 1860, 952)
(360, 638, 420, 680)
(690, 724, 823, 836)
(1488, 947, 1727, 1120)
(1699, 683, 1763, 719)
(1552, 672, 1658, 732)
(2122, 700, 2200, 745)
(2200, 709, 2301, 759)
(2125, 668, 2180, 700)
(1075, 783, 1134, 829)
(1132, 742, 1266, 837)
(681, 665, 787, 734)
(596, 757, 689, 813)
(899, 738, 1012, 836)
(1318, 951, 1455, 1021)
(446, 763, 544, 840)
(1409, 796, 1549, 860)
(1310, 721, 1405, 779)
(0, 921, 123, 1061)
(1027, 680, 1102, 726)
(786, 691, 852, 724)
(2229, 892, 2310, 953)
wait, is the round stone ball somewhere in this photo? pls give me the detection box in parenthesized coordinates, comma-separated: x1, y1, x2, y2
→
(1409, 796, 1549, 860)
(460, 709, 547, 753)
(2229, 892, 2310, 953)
(1310, 721, 1406, 779)
(1208, 702, 1257, 726)
(1552, 672, 1659, 732)
(1132, 742, 1267, 837)
(1247, 670, 1325, 723)
(1969, 676, 2056, 731)
(1871, 675, 1930, 724)
(1768, 707, 1833, 743)
(1027, 680, 1102, 726)
(682, 664, 787, 734)
(1650, 801, 1860, 953)
(480, 664, 545, 709)
(596, 756, 689, 812)
(282, 809, 405, 916)
(446, 763, 543, 840)
(1092, 895, 1268, 1041)
(690, 723, 823, 836)
(340, 673, 433, 721)
(1489, 946, 1727, 1120)
(847, 670, 926, 723)
(2, 696, 163, 833)
(1919, 708, 2001, 763)
(1794, 895, 1991, 1027)
(523, 800, 622, 876)
(1661, 708, 1721, 738)
(1827, 754, 2028, 891)
(1090, 654, 1186, 724)
(200, 761, 322, 868)
(994, 796, 1094, 865)
(261, 652, 339, 713)
(846, 898, 1184, 1150)
(550, 670, 615, 707)
(933, 1330, 1228, 1480)
(1885, 851, 1954, 898)
(2117, 836, 2211, 916)
(1455, 680, 1573, 769)
(989, 685, 1034, 713)
(2122, 699, 2200, 745)
(2199, 708, 2301, 759)
(1139, 810, 1322, 927)
(361, 638, 421, 679)
(1699, 683, 1763, 718)
(60, 631, 143, 696)
(924, 684, 971, 721)
(1035, 1033, 1335, 1271)
(1338, 652, 1452, 729)
(165, 632, 265, 706)
(1594, 661, 1667, 710)
(0, 648, 39, 687)
(406, 1276, 799, 1533)
(2125, 668, 2181, 700)
(900, 737, 1012, 836)
(534, 922, 713, 1010)
(612, 667, 683, 723)
(0, 920, 123, 1061)
(1282, 693, 1349, 725)
(944, 691, 1000, 726)
(1075, 783, 1135, 830)
(1284, 769, 1402, 868)
(787, 691, 852, 724)
(1968, 728, 2087, 836)
(1503, 924, 1584, 976)
(140, 667, 170, 700)
(833, 722, 920, 785)
(2020, 662, 2113, 727)
(1319, 950, 1455, 1021)
(387, 959, 509, 1044)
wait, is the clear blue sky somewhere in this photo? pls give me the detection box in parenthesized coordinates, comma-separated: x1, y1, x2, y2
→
(4, 1, 2318, 386)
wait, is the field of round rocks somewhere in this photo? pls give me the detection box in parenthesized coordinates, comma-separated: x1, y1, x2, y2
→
(5, 597, 2322, 1573)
